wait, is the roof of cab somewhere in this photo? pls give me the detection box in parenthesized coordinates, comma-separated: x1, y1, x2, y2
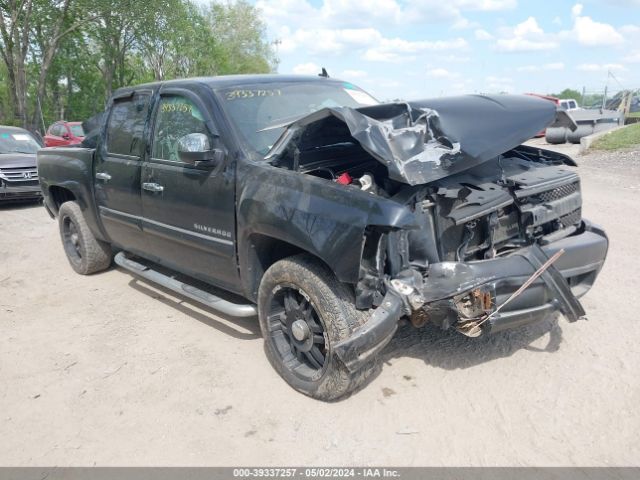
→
(113, 74, 344, 97)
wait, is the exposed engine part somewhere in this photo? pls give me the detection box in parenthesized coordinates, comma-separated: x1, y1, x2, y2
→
(456, 319, 483, 337)
(336, 172, 352, 185)
(454, 287, 493, 320)
(390, 278, 413, 296)
(358, 173, 375, 193)
(314, 167, 336, 179)
(456, 220, 477, 261)
(484, 212, 499, 259)
(453, 287, 494, 337)
(389, 272, 426, 311)
(410, 309, 429, 328)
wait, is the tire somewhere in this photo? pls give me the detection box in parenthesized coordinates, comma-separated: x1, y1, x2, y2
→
(567, 125, 593, 144)
(545, 127, 567, 144)
(58, 201, 112, 275)
(258, 254, 376, 401)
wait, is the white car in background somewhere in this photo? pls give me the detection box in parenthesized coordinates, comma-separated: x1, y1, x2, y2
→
(559, 98, 580, 111)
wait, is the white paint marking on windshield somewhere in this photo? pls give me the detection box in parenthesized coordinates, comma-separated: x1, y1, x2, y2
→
(344, 89, 378, 106)
(12, 134, 31, 141)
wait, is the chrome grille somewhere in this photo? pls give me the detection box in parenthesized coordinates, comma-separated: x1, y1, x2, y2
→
(0, 166, 39, 182)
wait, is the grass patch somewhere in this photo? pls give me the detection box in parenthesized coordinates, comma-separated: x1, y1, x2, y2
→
(592, 123, 640, 151)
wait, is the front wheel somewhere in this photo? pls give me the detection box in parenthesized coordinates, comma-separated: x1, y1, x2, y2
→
(58, 201, 112, 275)
(258, 254, 376, 401)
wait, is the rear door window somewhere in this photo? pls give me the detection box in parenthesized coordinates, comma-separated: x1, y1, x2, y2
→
(106, 92, 151, 157)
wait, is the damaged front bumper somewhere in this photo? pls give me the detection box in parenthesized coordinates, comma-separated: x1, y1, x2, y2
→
(334, 220, 608, 371)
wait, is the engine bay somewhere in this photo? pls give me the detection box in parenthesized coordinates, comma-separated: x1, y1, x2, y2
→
(275, 140, 582, 269)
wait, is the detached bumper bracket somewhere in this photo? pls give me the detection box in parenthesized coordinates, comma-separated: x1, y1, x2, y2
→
(521, 244, 585, 322)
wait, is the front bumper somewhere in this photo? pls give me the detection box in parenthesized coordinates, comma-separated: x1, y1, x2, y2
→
(0, 183, 42, 201)
(335, 220, 608, 371)
(423, 220, 607, 333)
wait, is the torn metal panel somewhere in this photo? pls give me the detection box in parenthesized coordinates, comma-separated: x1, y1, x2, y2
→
(267, 94, 570, 186)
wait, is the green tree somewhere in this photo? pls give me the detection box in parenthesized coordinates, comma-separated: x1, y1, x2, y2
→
(551, 88, 582, 102)
(87, 0, 148, 99)
(0, 0, 86, 128)
(138, 0, 211, 80)
(0, 0, 277, 130)
(0, 0, 36, 127)
(205, 0, 277, 75)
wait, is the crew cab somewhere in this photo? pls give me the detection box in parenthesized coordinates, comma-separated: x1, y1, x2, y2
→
(37, 75, 608, 400)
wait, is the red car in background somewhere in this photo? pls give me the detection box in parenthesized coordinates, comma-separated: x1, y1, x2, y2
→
(44, 121, 85, 147)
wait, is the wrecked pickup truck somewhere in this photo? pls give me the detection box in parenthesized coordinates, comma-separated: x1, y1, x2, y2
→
(37, 75, 608, 400)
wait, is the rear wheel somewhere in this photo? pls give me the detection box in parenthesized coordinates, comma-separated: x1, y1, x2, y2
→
(258, 254, 376, 401)
(59, 201, 112, 275)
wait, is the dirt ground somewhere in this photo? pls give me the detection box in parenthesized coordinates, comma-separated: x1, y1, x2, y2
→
(1, 142, 639, 466)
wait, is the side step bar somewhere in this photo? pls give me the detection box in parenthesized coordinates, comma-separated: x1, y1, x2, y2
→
(114, 252, 258, 317)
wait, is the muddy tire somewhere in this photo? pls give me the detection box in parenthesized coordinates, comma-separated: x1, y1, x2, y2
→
(58, 201, 112, 275)
(258, 254, 375, 401)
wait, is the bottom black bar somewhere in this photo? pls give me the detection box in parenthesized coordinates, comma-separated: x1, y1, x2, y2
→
(0, 467, 638, 480)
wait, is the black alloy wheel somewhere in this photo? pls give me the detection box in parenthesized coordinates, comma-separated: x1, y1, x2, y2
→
(265, 284, 328, 381)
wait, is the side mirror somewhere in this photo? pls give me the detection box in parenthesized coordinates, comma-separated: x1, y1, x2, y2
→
(177, 133, 224, 167)
(62, 133, 70, 140)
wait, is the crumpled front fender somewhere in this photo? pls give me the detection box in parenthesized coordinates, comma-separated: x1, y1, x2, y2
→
(333, 291, 402, 372)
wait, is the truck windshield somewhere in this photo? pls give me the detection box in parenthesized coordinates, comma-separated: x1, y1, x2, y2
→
(218, 82, 378, 155)
(0, 131, 41, 154)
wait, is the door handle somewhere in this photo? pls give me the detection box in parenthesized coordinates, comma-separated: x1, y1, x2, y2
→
(142, 182, 164, 193)
(96, 172, 111, 181)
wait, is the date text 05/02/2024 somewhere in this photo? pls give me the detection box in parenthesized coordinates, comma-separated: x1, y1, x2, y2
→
(232, 468, 401, 478)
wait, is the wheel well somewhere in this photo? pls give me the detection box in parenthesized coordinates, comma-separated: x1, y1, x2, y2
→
(246, 234, 334, 300)
(48, 186, 76, 213)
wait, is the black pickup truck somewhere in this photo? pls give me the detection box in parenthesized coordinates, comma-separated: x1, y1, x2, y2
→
(37, 74, 608, 400)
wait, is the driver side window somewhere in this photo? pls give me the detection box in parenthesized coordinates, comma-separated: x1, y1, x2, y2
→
(152, 95, 209, 162)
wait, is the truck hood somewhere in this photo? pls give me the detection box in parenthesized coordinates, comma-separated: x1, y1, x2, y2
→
(266, 94, 576, 186)
(0, 153, 37, 169)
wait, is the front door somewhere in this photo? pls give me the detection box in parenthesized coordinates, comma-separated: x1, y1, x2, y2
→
(141, 90, 240, 292)
(45, 123, 65, 147)
(94, 90, 151, 254)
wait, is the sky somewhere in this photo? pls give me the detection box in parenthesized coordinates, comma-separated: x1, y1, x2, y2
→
(251, 0, 640, 101)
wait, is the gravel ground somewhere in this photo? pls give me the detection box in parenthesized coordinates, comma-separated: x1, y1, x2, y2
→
(1, 144, 639, 466)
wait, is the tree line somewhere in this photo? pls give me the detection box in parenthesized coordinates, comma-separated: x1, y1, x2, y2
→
(0, 0, 277, 134)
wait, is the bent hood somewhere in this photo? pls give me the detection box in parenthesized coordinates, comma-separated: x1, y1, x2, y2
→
(266, 94, 576, 186)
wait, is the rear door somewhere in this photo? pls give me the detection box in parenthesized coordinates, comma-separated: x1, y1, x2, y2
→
(94, 90, 152, 254)
(141, 87, 240, 292)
